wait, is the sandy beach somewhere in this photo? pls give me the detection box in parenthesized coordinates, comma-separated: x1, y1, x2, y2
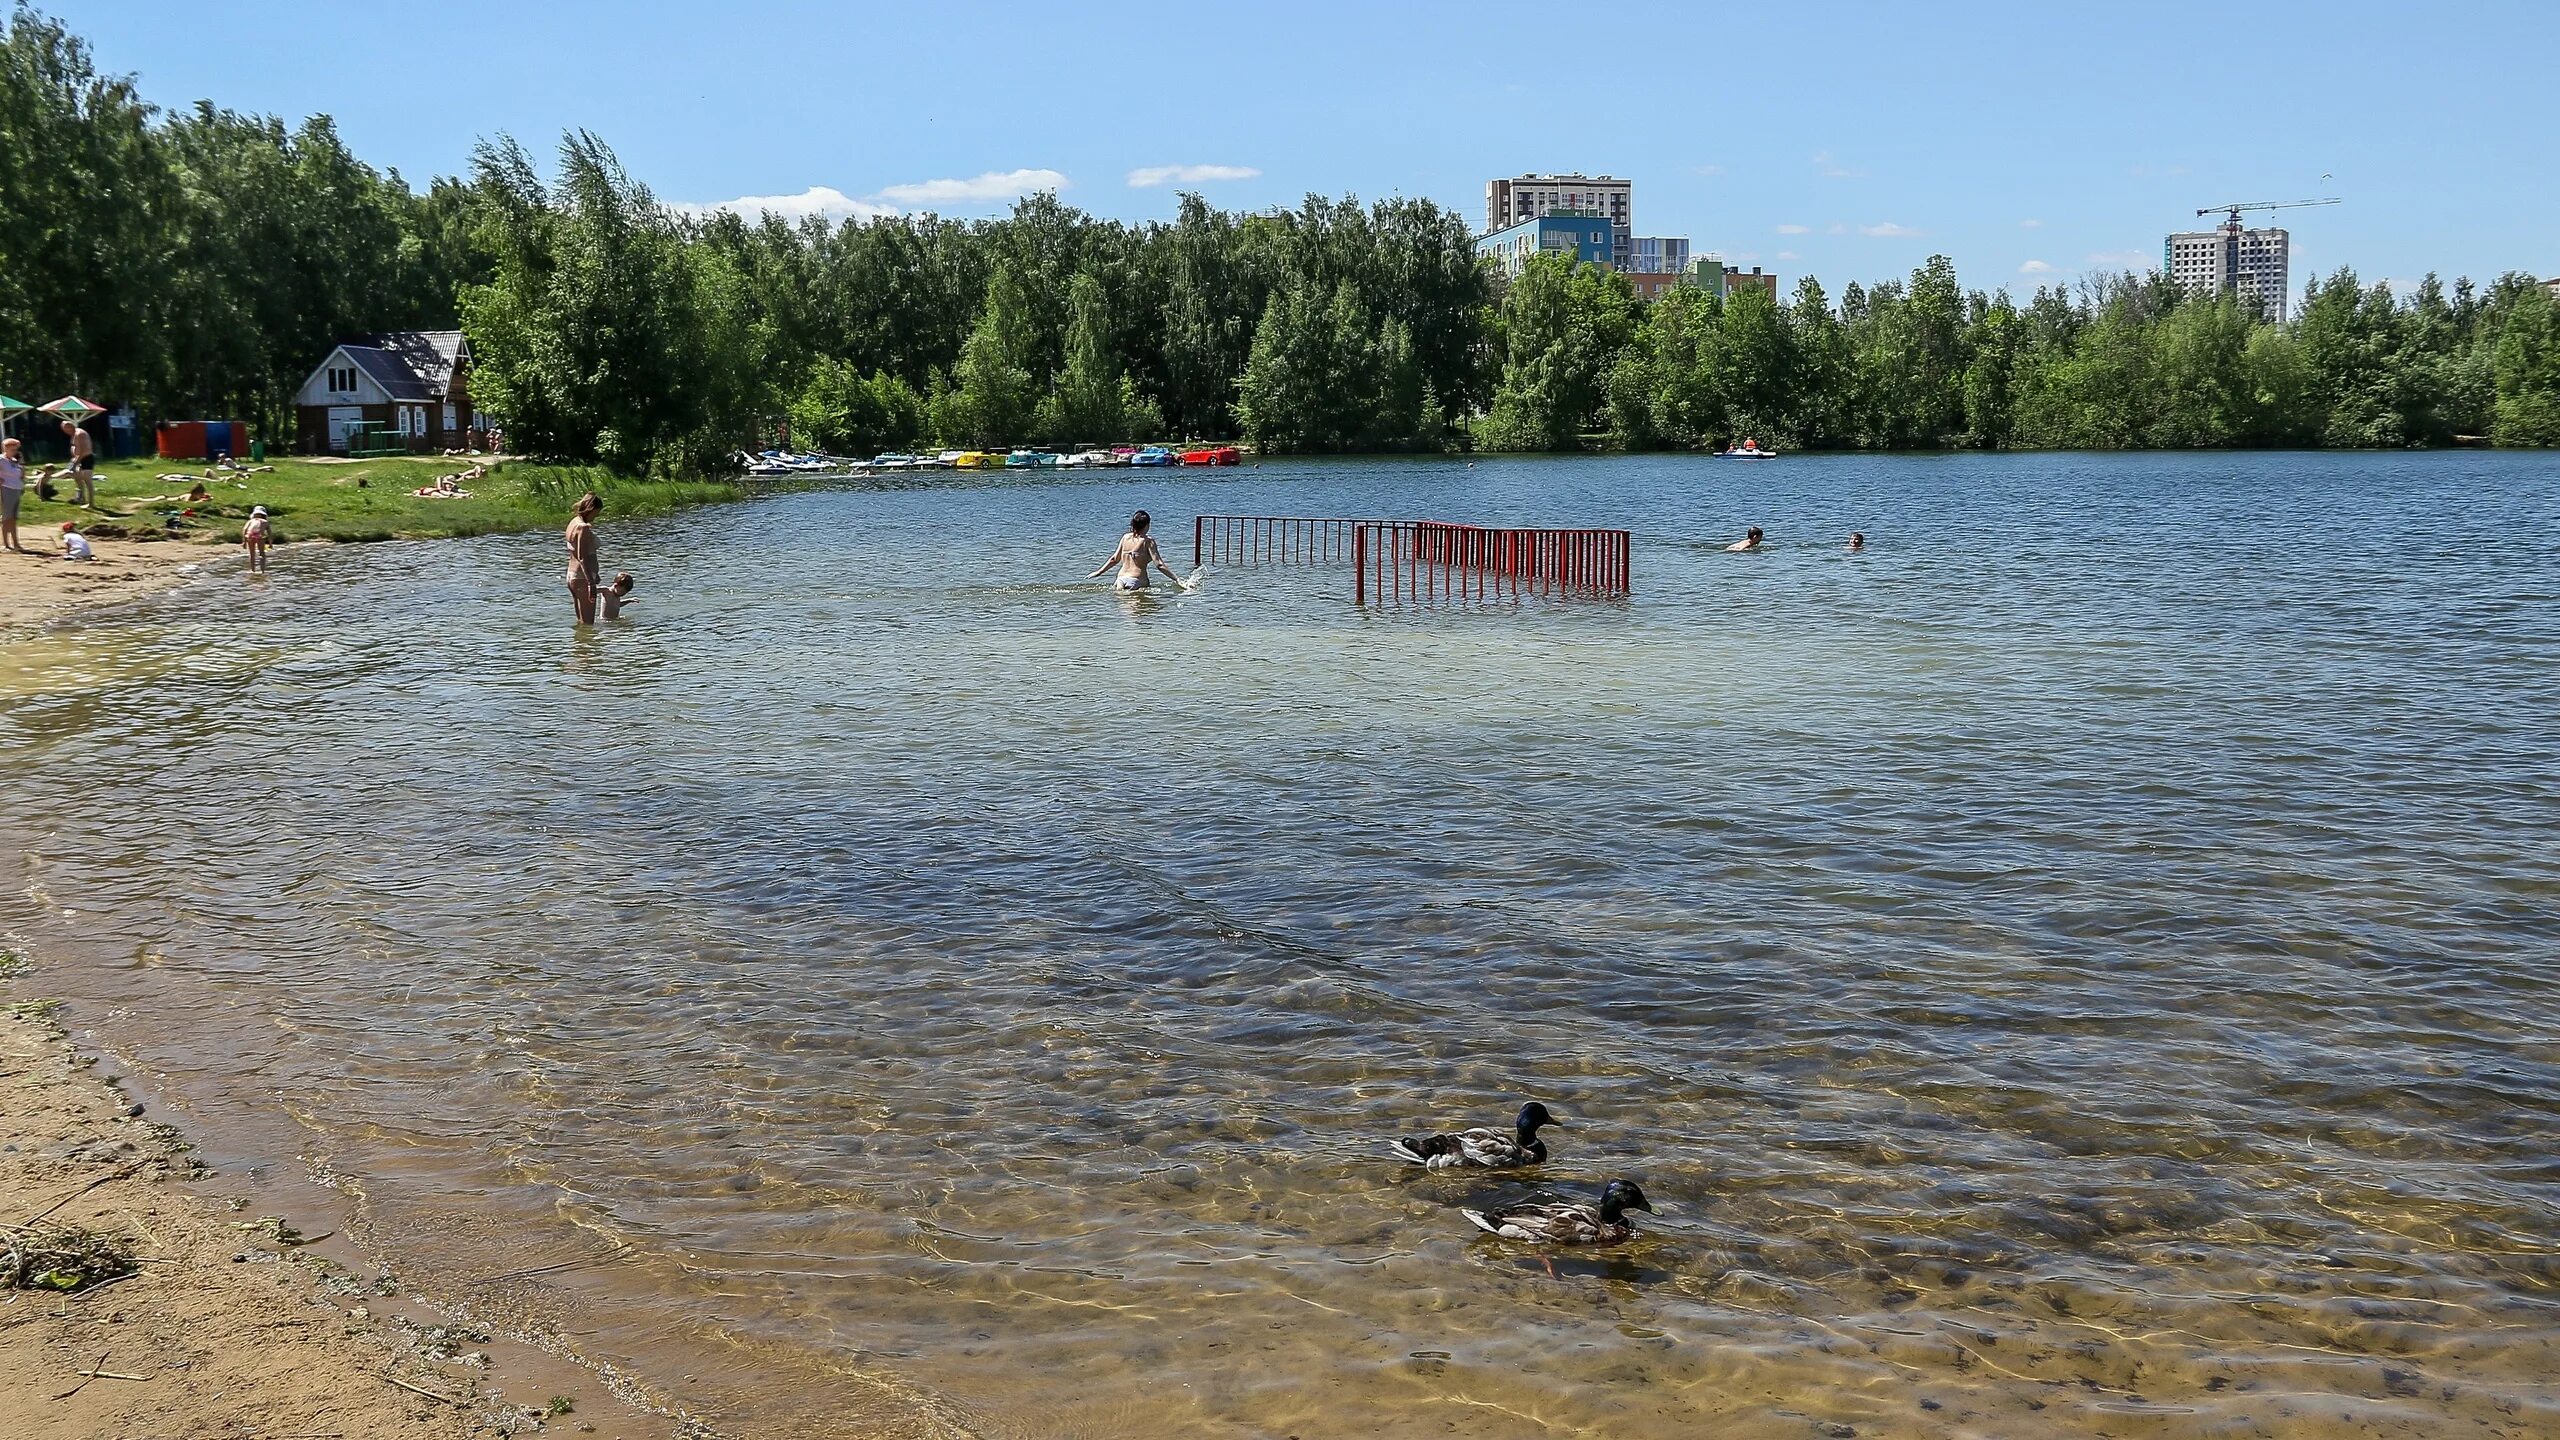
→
(0, 993, 674, 1438)
(0, 536, 220, 631)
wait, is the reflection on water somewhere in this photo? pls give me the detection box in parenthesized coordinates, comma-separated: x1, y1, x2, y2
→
(3, 453, 2558, 1438)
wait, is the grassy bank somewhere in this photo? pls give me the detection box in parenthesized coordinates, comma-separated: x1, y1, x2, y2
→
(16, 454, 742, 546)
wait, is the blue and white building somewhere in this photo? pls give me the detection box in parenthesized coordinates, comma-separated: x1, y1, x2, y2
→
(1476, 215, 1614, 278)
(1626, 236, 1691, 275)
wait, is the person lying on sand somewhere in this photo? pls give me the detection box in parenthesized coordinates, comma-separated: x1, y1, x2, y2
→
(411, 475, 474, 499)
(58, 521, 92, 561)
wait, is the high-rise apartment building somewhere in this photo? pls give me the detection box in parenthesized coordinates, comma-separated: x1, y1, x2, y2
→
(1486, 174, 1633, 270)
(2164, 221, 2292, 320)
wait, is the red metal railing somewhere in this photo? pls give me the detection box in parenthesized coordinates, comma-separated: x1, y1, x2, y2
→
(1352, 522, 1630, 604)
(1193, 515, 1389, 569)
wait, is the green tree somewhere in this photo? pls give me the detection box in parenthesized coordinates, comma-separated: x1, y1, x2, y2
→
(2490, 281, 2560, 445)
(950, 263, 1040, 446)
(1482, 253, 1635, 451)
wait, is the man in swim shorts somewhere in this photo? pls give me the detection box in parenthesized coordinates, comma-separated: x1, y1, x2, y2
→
(1726, 526, 1764, 552)
(63, 419, 96, 508)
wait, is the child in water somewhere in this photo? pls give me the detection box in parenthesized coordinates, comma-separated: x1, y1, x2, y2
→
(601, 571, 635, 619)
(242, 505, 272, 573)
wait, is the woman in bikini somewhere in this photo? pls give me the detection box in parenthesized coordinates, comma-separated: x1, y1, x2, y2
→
(1089, 510, 1183, 592)
(565, 491, 602, 623)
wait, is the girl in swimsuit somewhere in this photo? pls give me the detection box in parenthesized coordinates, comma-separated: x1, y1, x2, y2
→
(565, 491, 602, 623)
(1090, 510, 1182, 592)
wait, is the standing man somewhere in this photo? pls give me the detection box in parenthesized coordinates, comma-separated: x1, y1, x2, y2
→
(62, 418, 96, 508)
(0, 437, 26, 551)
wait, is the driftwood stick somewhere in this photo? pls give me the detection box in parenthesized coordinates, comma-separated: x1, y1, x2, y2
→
(379, 1370, 461, 1405)
(51, 1349, 113, 1401)
(23, 1162, 146, 1226)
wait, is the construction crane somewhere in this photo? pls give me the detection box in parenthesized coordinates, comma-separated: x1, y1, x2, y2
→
(2195, 197, 2341, 227)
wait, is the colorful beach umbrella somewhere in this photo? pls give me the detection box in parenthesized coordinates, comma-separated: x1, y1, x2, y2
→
(42, 395, 103, 423)
(0, 395, 29, 421)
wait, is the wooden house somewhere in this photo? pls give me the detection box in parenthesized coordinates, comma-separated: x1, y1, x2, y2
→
(291, 331, 477, 453)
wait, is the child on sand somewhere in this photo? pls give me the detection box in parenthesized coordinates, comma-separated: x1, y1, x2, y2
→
(242, 505, 272, 573)
(601, 571, 635, 619)
(59, 521, 92, 561)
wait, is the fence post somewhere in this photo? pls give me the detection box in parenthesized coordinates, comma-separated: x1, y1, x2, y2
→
(1353, 523, 1367, 604)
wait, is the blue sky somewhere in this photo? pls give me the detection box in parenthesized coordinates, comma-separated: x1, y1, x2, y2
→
(59, 0, 2560, 296)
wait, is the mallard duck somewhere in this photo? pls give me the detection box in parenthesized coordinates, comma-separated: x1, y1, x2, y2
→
(1388, 1101, 1558, 1170)
(1463, 1179, 1654, 1245)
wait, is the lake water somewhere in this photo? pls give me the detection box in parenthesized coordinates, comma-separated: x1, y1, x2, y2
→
(3, 452, 2556, 1439)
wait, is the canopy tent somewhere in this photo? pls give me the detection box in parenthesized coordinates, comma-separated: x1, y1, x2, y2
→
(0, 396, 29, 421)
(41, 395, 103, 423)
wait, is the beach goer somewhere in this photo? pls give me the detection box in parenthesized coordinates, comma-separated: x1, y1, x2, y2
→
(565, 491, 602, 623)
(601, 571, 635, 620)
(63, 420, 96, 507)
(242, 505, 272, 573)
(1089, 510, 1182, 592)
(1725, 526, 1765, 553)
(0, 438, 25, 552)
(1847, 532, 1866, 552)
(59, 520, 92, 561)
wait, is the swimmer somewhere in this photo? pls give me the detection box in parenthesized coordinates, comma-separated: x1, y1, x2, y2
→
(1847, 532, 1865, 552)
(601, 571, 635, 620)
(1725, 526, 1765, 553)
(1089, 510, 1184, 592)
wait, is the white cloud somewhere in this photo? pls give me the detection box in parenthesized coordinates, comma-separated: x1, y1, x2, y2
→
(1814, 149, 1867, 179)
(875, 168, 1069, 206)
(2021, 218, 2044, 229)
(2019, 259, 2057, 275)
(1776, 250, 1801, 261)
(1126, 163, 1260, 188)
(1859, 222, 1922, 238)
(1826, 222, 1848, 235)
(2086, 249, 2152, 267)
(1775, 223, 1810, 235)
(675, 185, 897, 223)
(1693, 163, 1726, 177)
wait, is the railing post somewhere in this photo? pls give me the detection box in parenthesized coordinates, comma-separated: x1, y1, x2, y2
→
(1353, 523, 1366, 604)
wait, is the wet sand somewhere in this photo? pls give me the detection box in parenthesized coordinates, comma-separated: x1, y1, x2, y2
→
(0, 991, 677, 1438)
(0, 536, 217, 631)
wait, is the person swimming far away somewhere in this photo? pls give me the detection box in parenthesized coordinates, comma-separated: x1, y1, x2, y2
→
(1726, 527, 1765, 552)
(1090, 510, 1191, 592)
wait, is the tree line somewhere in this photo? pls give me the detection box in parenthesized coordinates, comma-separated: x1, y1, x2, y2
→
(4, 5, 2555, 471)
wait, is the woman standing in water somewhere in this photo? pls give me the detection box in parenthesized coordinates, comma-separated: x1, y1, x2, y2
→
(565, 491, 602, 623)
(1090, 510, 1183, 592)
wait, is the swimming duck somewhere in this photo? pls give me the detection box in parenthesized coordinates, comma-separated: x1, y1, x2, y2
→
(1463, 1179, 1654, 1246)
(1388, 1101, 1558, 1170)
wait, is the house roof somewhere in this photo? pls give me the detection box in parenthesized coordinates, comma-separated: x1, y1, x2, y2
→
(364, 331, 469, 397)
(338, 345, 440, 401)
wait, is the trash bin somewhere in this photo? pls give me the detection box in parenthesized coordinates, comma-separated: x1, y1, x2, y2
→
(250, 438, 265, 462)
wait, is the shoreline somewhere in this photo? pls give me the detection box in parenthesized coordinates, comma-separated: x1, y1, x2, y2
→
(0, 970, 693, 1439)
(0, 536, 226, 632)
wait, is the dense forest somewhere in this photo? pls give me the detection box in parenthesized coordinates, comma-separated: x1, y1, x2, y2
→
(4, 6, 2556, 473)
